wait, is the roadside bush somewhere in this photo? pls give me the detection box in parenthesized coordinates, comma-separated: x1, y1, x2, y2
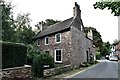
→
(94, 60, 99, 64)
(26, 44, 40, 65)
(32, 53, 54, 78)
(1, 41, 27, 68)
(42, 52, 54, 68)
(80, 62, 91, 67)
(85, 63, 91, 67)
(89, 61, 95, 65)
(96, 52, 101, 60)
(32, 54, 43, 78)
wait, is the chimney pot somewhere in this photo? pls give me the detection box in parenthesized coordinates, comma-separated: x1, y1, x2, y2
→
(73, 2, 81, 18)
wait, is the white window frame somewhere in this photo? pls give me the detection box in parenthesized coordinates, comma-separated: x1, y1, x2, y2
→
(45, 37, 49, 45)
(55, 33, 61, 43)
(54, 49, 62, 63)
(37, 39, 40, 46)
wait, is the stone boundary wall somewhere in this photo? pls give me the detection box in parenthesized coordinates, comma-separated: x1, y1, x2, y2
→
(44, 65, 71, 77)
(2, 66, 32, 78)
(1, 65, 71, 78)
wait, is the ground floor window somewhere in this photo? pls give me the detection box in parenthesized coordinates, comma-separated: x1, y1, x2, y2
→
(55, 49, 62, 63)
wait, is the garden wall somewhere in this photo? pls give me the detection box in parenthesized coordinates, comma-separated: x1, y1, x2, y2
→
(2, 65, 71, 78)
(44, 65, 71, 77)
(2, 66, 32, 78)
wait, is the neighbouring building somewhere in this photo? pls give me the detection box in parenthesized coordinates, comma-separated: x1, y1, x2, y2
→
(33, 2, 96, 68)
(112, 41, 120, 60)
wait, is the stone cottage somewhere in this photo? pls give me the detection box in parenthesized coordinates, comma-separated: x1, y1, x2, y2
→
(33, 2, 96, 68)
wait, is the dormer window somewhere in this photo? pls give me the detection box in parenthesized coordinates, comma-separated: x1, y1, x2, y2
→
(45, 37, 49, 45)
(55, 33, 61, 43)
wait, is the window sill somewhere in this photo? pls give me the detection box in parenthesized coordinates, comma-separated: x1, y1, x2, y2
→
(55, 42, 61, 44)
(55, 61, 62, 63)
(45, 44, 49, 45)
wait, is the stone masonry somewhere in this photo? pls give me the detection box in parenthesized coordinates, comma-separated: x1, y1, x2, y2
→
(38, 30, 72, 66)
(34, 2, 96, 68)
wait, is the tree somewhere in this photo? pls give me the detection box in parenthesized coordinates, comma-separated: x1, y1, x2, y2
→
(27, 44, 40, 65)
(14, 13, 35, 44)
(1, 0, 35, 44)
(44, 19, 60, 26)
(101, 42, 111, 56)
(85, 27, 111, 56)
(93, 1, 120, 16)
(1, 1, 16, 42)
(85, 27, 112, 56)
(85, 27, 103, 48)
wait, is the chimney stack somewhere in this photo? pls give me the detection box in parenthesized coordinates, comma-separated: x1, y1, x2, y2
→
(35, 21, 48, 32)
(73, 2, 81, 18)
(87, 30, 93, 40)
(40, 21, 43, 31)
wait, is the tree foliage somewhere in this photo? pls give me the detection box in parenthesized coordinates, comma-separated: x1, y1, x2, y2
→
(85, 27, 111, 56)
(85, 27, 103, 48)
(14, 13, 35, 44)
(27, 44, 40, 65)
(101, 42, 111, 56)
(36, 19, 60, 27)
(32, 53, 54, 78)
(1, 1, 35, 44)
(93, 1, 120, 16)
(45, 19, 60, 26)
(1, 1, 16, 42)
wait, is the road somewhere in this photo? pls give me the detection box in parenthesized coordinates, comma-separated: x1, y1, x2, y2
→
(72, 60, 118, 78)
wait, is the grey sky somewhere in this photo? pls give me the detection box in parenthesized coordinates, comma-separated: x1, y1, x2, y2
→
(5, 0, 118, 43)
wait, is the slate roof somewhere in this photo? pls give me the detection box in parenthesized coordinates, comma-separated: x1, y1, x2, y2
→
(113, 41, 120, 45)
(33, 17, 73, 40)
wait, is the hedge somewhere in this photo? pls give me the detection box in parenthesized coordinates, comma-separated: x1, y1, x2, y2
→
(1, 41, 27, 69)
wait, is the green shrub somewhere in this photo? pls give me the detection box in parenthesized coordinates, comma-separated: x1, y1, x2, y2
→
(96, 52, 101, 60)
(94, 60, 99, 64)
(32, 53, 54, 78)
(1, 41, 27, 68)
(89, 61, 95, 65)
(42, 52, 54, 68)
(85, 63, 91, 67)
(26, 44, 40, 65)
(32, 54, 43, 78)
(80, 62, 91, 67)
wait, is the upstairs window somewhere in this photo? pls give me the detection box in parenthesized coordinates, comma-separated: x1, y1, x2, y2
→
(55, 33, 61, 43)
(45, 37, 49, 45)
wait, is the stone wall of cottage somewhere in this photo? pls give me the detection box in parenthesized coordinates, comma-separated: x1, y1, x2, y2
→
(92, 46, 96, 61)
(38, 31, 72, 66)
(71, 26, 87, 68)
(86, 38, 96, 61)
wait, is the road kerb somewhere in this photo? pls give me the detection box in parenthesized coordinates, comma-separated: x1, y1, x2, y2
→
(65, 63, 99, 78)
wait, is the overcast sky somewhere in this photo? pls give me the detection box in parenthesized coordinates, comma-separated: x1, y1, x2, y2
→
(5, 0, 118, 43)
